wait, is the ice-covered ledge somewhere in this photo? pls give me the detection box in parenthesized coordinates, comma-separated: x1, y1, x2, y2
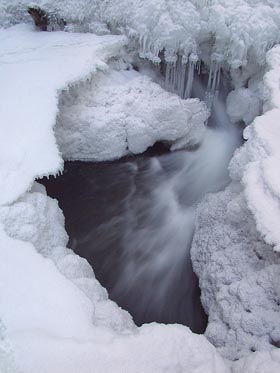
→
(0, 24, 126, 206)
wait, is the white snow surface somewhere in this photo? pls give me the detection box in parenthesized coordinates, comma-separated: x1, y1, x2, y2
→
(56, 67, 208, 161)
(0, 24, 126, 206)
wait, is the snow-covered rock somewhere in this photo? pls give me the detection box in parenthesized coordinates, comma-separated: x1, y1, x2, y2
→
(191, 38, 280, 364)
(191, 183, 280, 360)
(56, 67, 208, 161)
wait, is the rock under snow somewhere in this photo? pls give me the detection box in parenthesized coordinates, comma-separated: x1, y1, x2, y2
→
(191, 182, 280, 360)
(56, 67, 208, 161)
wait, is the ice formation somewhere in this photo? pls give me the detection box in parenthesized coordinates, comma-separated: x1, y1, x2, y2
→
(56, 67, 208, 161)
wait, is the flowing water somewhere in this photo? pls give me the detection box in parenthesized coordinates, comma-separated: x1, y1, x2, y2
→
(41, 76, 243, 333)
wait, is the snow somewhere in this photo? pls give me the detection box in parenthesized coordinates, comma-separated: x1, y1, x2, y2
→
(1, 1, 280, 371)
(56, 67, 208, 161)
(233, 350, 280, 373)
(0, 184, 229, 373)
(229, 46, 280, 251)
(0, 24, 126, 206)
(192, 182, 280, 360)
(226, 87, 262, 126)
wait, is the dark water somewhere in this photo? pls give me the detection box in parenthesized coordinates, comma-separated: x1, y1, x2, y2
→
(40, 124, 241, 333)
(40, 153, 208, 332)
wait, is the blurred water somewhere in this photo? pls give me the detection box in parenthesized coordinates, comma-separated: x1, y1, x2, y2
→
(41, 88, 242, 333)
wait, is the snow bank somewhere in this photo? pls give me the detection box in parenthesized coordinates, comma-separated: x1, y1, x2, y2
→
(56, 67, 208, 161)
(0, 185, 229, 373)
(0, 24, 126, 206)
(191, 183, 280, 360)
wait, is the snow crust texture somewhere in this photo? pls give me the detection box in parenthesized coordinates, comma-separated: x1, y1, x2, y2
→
(56, 67, 208, 161)
(0, 24, 126, 206)
(192, 183, 280, 360)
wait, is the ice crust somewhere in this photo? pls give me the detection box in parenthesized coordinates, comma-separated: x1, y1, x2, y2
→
(56, 67, 208, 161)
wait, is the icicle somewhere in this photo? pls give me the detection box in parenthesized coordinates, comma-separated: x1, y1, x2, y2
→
(216, 67, 221, 96)
(197, 60, 201, 75)
(206, 62, 212, 91)
(165, 63, 172, 91)
(211, 63, 218, 92)
(205, 61, 221, 109)
(177, 56, 187, 98)
(184, 61, 195, 99)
